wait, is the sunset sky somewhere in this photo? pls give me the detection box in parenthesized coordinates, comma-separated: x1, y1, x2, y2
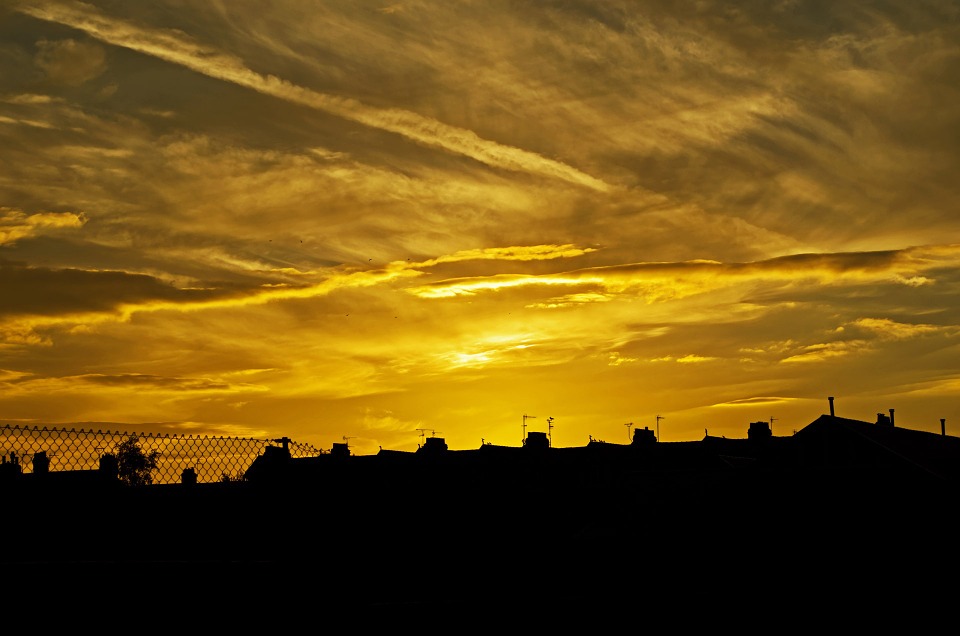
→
(2, 1, 959, 455)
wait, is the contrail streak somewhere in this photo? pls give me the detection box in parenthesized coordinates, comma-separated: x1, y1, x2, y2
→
(15, 0, 612, 192)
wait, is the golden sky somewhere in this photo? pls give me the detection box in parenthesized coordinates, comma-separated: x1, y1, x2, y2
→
(2, 0, 959, 454)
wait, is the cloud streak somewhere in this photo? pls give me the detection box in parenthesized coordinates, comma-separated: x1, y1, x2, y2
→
(5, 243, 957, 352)
(407, 245, 960, 300)
(13, 0, 612, 191)
(0, 208, 86, 245)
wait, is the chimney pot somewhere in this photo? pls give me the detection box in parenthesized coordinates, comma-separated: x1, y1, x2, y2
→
(889, 408, 895, 427)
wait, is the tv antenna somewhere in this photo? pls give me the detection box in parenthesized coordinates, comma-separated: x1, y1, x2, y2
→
(342, 435, 355, 448)
(656, 414, 665, 442)
(625, 422, 633, 441)
(770, 416, 777, 435)
(415, 428, 435, 444)
(546, 416, 555, 447)
(522, 414, 536, 444)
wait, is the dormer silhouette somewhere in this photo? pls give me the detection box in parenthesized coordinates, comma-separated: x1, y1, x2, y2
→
(523, 431, 549, 450)
(632, 426, 656, 446)
(418, 437, 448, 454)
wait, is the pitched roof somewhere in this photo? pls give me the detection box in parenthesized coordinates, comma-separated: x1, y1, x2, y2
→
(794, 413, 960, 481)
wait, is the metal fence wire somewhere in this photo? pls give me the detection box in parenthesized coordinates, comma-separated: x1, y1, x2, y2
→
(0, 424, 324, 484)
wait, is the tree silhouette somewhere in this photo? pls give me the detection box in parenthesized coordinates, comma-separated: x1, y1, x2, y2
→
(115, 434, 160, 486)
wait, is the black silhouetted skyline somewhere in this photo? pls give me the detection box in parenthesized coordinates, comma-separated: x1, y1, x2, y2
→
(6, 406, 960, 615)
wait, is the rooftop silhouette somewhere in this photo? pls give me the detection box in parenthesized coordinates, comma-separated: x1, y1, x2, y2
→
(5, 401, 959, 610)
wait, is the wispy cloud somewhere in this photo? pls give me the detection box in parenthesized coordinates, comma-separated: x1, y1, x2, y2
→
(650, 354, 716, 364)
(34, 37, 106, 85)
(0, 114, 55, 129)
(0, 208, 86, 245)
(402, 244, 597, 268)
(713, 397, 800, 408)
(407, 245, 960, 300)
(2, 94, 59, 105)
(13, 0, 611, 191)
(780, 340, 868, 364)
(0, 243, 594, 343)
(527, 292, 612, 309)
(1, 371, 269, 396)
(851, 317, 950, 340)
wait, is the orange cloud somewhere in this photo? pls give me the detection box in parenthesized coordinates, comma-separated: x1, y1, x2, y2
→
(0, 208, 86, 245)
(780, 341, 868, 364)
(407, 245, 960, 301)
(851, 317, 948, 340)
(712, 397, 799, 407)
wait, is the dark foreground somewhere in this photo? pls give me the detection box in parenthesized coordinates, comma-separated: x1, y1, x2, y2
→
(5, 463, 958, 616)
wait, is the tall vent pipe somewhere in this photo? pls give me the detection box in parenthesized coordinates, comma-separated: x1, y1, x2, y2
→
(828, 396, 835, 416)
(942, 418, 946, 436)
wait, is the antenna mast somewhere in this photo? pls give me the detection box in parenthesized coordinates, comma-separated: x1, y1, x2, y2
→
(415, 428, 434, 447)
(625, 422, 633, 441)
(656, 414, 664, 442)
(547, 417, 554, 447)
(522, 414, 536, 445)
(770, 416, 777, 436)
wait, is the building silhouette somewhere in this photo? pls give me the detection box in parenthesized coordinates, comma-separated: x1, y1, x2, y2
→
(4, 405, 959, 610)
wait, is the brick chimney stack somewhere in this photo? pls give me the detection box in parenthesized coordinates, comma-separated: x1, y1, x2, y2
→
(889, 408, 895, 427)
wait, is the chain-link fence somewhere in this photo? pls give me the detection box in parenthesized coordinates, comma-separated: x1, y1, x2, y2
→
(0, 424, 324, 484)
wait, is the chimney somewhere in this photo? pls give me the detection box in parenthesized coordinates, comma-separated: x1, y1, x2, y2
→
(748, 421, 772, 441)
(942, 418, 946, 436)
(889, 408, 895, 427)
(180, 467, 197, 486)
(32, 450, 49, 475)
(828, 396, 835, 416)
